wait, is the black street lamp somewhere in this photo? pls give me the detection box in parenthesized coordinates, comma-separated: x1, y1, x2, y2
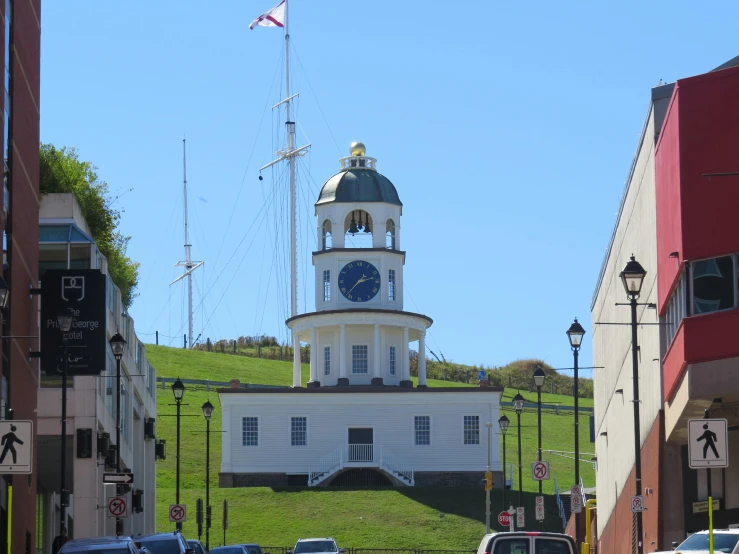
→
(57, 309, 74, 534)
(513, 392, 525, 511)
(566, 318, 585, 546)
(533, 365, 546, 528)
(620, 255, 647, 554)
(202, 400, 214, 551)
(498, 414, 510, 513)
(108, 331, 126, 536)
(172, 378, 185, 531)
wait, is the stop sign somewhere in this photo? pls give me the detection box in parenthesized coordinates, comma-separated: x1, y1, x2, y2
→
(498, 511, 511, 527)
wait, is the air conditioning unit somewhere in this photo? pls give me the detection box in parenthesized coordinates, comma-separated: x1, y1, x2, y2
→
(97, 432, 110, 458)
(144, 419, 156, 440)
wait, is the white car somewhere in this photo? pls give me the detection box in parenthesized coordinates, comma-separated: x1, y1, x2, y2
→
(289, 538, 345, 554)
(666, 529, 739, 554)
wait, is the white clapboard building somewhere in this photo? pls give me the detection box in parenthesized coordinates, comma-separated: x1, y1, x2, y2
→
(218, 143, 503, 487)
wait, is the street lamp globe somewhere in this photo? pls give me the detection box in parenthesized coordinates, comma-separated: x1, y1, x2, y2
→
(108, 332, 126, 360)
(202, 400, 215, 420)
(498, 414, 510, 434)
(533, 366, 546, 389)
(566, 318, 586, 350)
(620, 255, 647, 299)
(513, 393, 525, 414)
(57, 309, 74, 333)
(171, 378, 185, 402)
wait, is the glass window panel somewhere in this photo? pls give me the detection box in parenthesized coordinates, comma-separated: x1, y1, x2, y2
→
(242, 417, 258, 446)
(388, 269, 396, 301)
(323, 270, 331, 301)
(535, 539, 571, 554)
(464, 415, 480, 445)
(493, 538, 528, 554)
(352, 345, 368, 374)
(291, 416, 307, 446)
(389, 346, 396, 375)
(38, 244, 68, 277)
(324, 346, 330, 376)
(69, 244, 91, 269)
(414, 415, 430, 445)
(693, 256, 735, 314)
(39, 225, 71, 242)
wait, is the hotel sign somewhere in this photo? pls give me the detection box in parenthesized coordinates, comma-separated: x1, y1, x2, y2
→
(40, 269, 107, 376)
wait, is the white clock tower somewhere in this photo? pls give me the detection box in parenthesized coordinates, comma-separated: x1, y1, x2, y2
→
(287, 142, 432, 388)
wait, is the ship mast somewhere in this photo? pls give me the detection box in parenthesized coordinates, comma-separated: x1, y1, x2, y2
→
(259, 0, 310, 386)
(170, 138, 204, 348)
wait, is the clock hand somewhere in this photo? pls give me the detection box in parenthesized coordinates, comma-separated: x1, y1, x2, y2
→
(346, 274, 370, 294)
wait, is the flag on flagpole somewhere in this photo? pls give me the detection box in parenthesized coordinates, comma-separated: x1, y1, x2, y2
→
(249, 0, 286, 30)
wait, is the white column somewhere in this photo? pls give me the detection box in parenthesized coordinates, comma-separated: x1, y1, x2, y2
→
(292, 330, 301, 387)
(419, 330, 427, 387)
(309, 328, 317, 382)
(402, 327, 410, 381)
(339, 324, 347, 380)
(373, 324, 381, 381)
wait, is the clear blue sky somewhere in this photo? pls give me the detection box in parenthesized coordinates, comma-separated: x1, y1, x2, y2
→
(39, 1, 739, 378)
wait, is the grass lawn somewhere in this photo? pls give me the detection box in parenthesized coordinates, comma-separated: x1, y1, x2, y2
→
(147, 345, 592, 547)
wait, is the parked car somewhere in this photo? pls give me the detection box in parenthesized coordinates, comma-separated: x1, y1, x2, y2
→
(136, 532, 195, 554)
(290, 538, 342, 554)
(208, 547, 247, 554)
(476, 532, 577, 554)
(187, 540, 207, 554)
(59, 536, 145, 553)
(666, 529, 739, 553)
(235, 544, 267, 554)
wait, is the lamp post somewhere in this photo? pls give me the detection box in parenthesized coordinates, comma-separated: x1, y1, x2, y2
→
(620, 255, 647, 554)
(533, 365, 546, 528)
(172, 378, 185, 531)
(566, 318, 585, 546)
(108, 332, 126, 536)
(498, 414, 510, 513)
(485, 421, 492, 533)
(202, 400, 214, 551)
(57, 309, 74, 534)
(513, 392, 525, 510)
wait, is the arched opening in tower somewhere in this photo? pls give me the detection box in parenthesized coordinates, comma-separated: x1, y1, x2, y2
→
(344, 210, 373, 248)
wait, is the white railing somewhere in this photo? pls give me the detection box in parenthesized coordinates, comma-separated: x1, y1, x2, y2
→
(309, 447, 344, 484)
(380, 447, 414, 484)
(348, 443, 374, 463)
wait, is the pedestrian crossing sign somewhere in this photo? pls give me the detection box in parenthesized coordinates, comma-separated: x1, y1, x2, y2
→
(0, 420, 33, 474)
(688, 418, 728, 469)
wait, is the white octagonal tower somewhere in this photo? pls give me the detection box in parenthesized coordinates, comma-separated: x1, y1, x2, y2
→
(287, 142, 432, 388)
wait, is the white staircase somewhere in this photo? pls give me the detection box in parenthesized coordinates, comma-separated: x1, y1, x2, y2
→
(308, 444, 414, 486)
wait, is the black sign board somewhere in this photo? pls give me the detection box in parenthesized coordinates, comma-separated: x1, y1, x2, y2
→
(41, 269, 107, 376)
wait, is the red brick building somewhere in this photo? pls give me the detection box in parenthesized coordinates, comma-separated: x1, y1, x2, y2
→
(1, 0, 41, 552)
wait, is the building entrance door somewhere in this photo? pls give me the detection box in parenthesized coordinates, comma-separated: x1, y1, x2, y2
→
(348, 428, 373, 462)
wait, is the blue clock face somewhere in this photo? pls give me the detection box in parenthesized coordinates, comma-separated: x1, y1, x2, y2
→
(339, 260, 381, 302)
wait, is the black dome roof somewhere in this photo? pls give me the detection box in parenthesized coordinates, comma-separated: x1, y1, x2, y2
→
(316, 168, 402, 207)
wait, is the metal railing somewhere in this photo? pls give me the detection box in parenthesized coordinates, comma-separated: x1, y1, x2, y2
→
(309, 447, 344, 484)
(380, 447, 414, 484)
(554, 478, 567, 530)
(348, 444, 374, 463)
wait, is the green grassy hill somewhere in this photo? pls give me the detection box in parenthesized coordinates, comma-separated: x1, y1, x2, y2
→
(146, 345, 593, 548)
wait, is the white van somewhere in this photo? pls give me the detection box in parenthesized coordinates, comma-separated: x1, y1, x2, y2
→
(476, 532, 577, 554)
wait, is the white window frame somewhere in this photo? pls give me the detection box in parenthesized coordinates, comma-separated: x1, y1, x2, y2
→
(324, 345, 331, 376)
(290, 416, 308, 447)
(413, 415, 431, 446)
(323, 269, 331, 302)
(388, 269, 396, 301)
(689, 255, 738, 316)
(462, 415, 480, 445)
(389, 346, 396, 376)
(352, 344, 369, 374)
(242, 416, 259, 447)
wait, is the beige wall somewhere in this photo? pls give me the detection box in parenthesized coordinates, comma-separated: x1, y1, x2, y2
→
(591, 106, 662, 536)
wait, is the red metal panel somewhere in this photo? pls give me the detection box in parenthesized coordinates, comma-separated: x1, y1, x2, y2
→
(655, 88, 683, 314)
(662, 322, 687, 402)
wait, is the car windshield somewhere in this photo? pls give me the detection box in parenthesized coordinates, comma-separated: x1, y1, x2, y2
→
(211, 548, 245, 554)
(187, 542, 206, 554)
(137, 538, 182, 554)
(295, 542, 337, 554)
(678, 533, 739, 553)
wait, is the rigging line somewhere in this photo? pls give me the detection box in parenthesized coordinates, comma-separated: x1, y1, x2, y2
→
(403, 282, 443, 354)
(145, 275, 177, 335)
(195, 195, 276, 341)
(165, 173, 285, 345)
(139, 191, 181, 295)
(252, 204, 274, 334)
(288, 37, 343, 156)
(206, 48, 284, 292)
(256, 216, 281, 337)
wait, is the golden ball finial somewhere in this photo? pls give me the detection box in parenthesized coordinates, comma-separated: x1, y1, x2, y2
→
(350, 141, 366, 157)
